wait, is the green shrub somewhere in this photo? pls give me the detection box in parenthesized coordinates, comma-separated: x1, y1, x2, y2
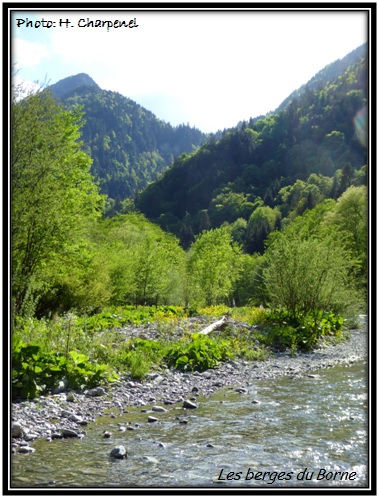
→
(12, 336, 118, 399)
(263, 308, 345, 350)
(164, 334, 235, 372)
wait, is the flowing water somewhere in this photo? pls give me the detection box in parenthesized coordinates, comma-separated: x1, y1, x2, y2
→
(11, 361, 369, 489)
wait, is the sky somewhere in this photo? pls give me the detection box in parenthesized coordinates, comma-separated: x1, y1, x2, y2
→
(11, 8, 368, 133)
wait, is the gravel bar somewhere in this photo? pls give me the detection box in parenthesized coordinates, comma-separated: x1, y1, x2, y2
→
(11, 319, 368, 453)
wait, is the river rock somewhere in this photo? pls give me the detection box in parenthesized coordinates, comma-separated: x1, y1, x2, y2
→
(61, 409, 73, 418)
(18, 446, 35, 454)
(152, 405, 167, 413)
(69, 414, 84, 423)
(66, 391, 76, 402)
(200, 371, 212, 378)
(51, 432, 64, 439)
(86, 387, 107, 397)
(183, 399, 197, 409)
(153, 375, 164, 383)
(61, 428, 79, 438)
(53, 379, 68, 394)
(148, 416, 158, 423)
(24, 433, 38, 442)
(12, 422, 24, 438)
(110, 445, 127, 459)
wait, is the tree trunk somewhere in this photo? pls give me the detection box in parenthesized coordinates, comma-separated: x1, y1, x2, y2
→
(198, 315, 228, 335)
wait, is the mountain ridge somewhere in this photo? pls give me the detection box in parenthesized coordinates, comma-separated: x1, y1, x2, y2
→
(47, 75, 207, 204)
(135, 49, 367, 248)
(48, 73, 100, 99)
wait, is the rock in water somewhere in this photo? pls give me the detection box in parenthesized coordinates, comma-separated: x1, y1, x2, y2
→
(152, 405, 167, 413)
(110, 446, 127, 459)
(61, 428, 79, 438)
(183, 399, 197, 409)
(18, 446, 35, 454)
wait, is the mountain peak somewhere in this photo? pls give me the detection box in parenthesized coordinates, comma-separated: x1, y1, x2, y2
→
(48, 73, 100, 99)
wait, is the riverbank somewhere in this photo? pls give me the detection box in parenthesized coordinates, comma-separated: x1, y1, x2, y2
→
(11, 323, 367, 454)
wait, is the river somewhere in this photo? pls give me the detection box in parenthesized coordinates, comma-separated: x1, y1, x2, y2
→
(11, 360, 368, 489)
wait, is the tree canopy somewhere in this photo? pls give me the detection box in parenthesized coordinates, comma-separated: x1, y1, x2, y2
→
(12, 85, 104, 315)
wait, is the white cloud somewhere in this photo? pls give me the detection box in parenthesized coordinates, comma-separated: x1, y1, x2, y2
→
(12, 37, 49, 68)
(11, 9, 367, 131)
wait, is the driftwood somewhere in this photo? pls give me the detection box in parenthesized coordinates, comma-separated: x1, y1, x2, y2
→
(198, 315, 228, 335)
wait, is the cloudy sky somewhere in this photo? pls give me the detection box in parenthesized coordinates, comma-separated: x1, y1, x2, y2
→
(11, 8, 367, 132)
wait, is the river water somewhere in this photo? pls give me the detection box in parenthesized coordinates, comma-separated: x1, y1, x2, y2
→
(11, 361, 368, 489)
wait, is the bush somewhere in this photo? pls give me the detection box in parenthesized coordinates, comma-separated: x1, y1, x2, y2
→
(264, 232, 360, 318)
(165, 334, 235, 372)
(264, 308, 345, 350)
(12, 336, 118, 399)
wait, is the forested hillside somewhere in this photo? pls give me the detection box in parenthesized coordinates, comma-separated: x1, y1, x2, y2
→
(136, 47, 367, 250)
(48, 74, 206, 206)
(275, 43, 367, 112)
(12, 45, 368, 394)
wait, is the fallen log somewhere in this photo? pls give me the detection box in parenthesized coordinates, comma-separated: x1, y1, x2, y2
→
(198, 315, 228, 335)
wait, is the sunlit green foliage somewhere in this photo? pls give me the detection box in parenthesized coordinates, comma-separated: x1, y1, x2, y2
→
(12, 335, 118, 399)
(262, 219, 364, 349)
(322, 185, 367, 285)
(11, 47, 368, 399)
(93, 213, 186, 307)
(11, 85, 105, 316)
(165, 333, 235, 372)
(187, 228, 242, 306)
(136, 49, 367, 247)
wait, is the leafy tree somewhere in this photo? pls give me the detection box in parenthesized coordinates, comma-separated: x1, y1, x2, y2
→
(12, 85, 104, 315)
(322, 185, 367, 284)
(263, 226, 363, 322)
(187, 228, 241, 306)
(228, 218, 248, 246)
(233, 253, 266, 306)
(94, 214, 186, 306)
(209, 189, 256, 227)
(245, 206, 281, 254)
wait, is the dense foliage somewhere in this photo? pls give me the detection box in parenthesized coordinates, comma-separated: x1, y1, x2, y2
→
(11, 45, 369, 399)
(49, 73, 206, 203)
(136, 49, 367, 248)
(11, 306, 268, 398)
(11, 86, 105, 317)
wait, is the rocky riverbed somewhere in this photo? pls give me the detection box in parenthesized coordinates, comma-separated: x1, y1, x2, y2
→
(11, 319, 367, 456)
